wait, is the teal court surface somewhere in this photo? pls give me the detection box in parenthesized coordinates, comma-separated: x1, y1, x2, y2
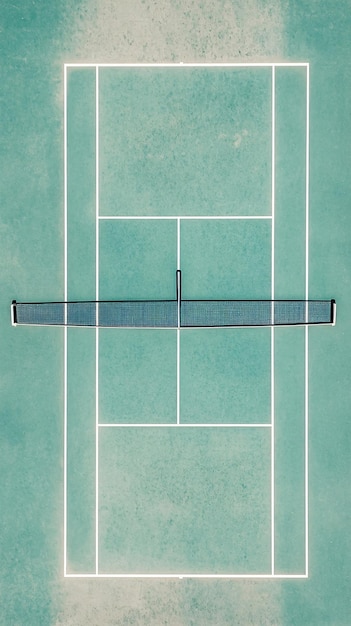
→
(62, 63, 332, 579)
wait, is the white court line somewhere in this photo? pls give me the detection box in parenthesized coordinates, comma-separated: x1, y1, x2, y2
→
(177, 218, 181, 270)
(98, 215, 272, 220)
(271, 65, 276, 576)
(177, 218, 181, 425)
(64, 573, 308, 579)
(63, 64, 68, 577)
(64, 62, 309, 68)
(176, 324, 181, 424)
(305, 63, 310, 578)
(98, 423, 271, 428)
(64, 61, 310, 580)
(95, 66, 100, 576)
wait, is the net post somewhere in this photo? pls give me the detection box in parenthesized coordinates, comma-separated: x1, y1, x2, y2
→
(331, 299, 336, 326)
(11, 300, 17, 326)
(176, 270, 181, 328)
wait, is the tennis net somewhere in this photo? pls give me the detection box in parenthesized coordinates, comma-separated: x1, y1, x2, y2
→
(11, 298, 336, 327)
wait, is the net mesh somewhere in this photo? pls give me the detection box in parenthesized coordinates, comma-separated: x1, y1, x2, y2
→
(99, 301, 177, 327)
(14, 299, 334, 327)
(181, 300, 333, 327)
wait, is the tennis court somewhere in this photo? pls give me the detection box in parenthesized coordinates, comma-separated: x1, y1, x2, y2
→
(57, 63, 333, 578)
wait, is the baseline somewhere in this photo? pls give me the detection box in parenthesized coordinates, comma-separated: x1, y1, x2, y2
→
(64, 573, 308, 579)
(65, 62, 309, 69)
